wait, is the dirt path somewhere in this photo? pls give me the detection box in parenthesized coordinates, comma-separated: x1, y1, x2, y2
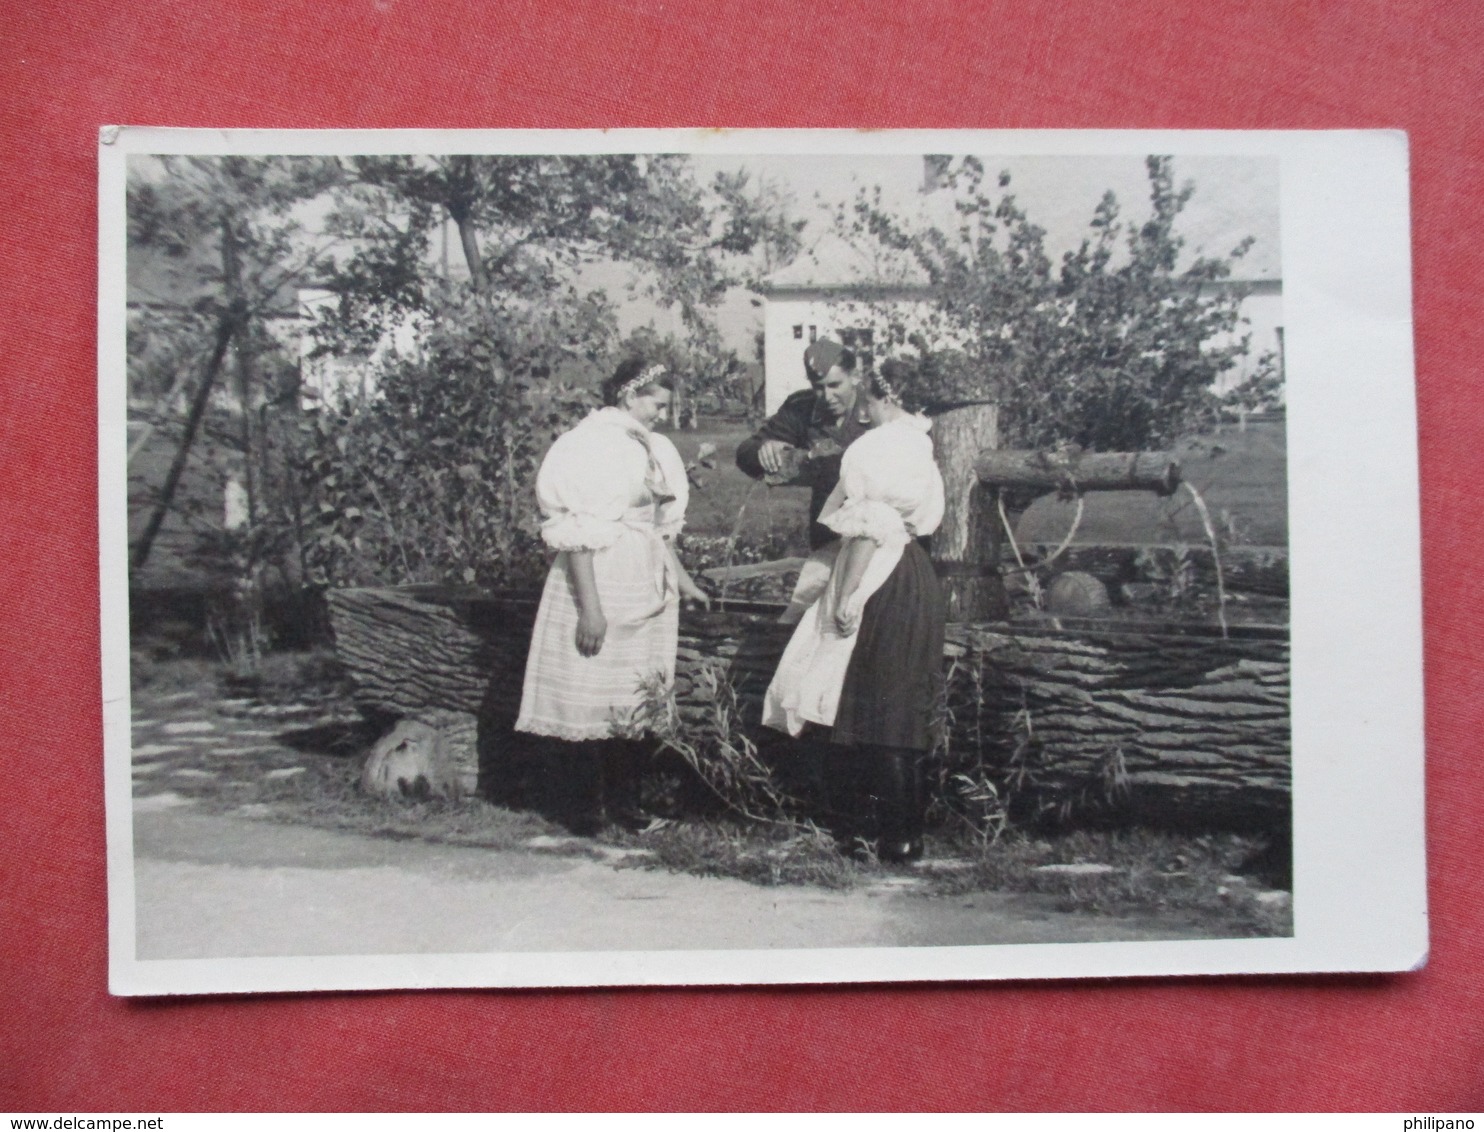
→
(133, 798, 1213, 958)
(127, 673, 1219, 960)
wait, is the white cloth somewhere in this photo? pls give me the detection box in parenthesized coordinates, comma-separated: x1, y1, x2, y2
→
(778, 542, 840, 626)
(516, 409, 689, 741)
(762, 414, 945, 736)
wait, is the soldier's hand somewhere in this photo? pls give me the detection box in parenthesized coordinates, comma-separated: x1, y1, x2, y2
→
(758, 439, 792, 475)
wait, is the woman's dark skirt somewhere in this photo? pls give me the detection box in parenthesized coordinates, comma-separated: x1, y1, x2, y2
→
(831, 540, 947, 751)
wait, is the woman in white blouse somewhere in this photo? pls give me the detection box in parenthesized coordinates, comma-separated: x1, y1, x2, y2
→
(516, 358, 708, 832)
(764, 361, 947, 862)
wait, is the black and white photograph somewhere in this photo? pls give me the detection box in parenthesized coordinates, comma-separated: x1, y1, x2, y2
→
(99, 128, 1425, 993)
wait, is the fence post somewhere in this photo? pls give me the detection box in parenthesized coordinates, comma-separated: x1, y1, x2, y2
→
(929, 401, 1007, 621)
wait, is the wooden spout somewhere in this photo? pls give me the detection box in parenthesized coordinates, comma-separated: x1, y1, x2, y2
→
(975, 450, 1181, 497)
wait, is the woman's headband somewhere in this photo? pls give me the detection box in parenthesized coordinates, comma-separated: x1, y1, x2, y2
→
(874, 358, 914, 405)
(873, 370, 900, 404)
(618, 364, 667, 402)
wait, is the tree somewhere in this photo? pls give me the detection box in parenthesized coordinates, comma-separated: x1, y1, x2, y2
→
(126, 155, 342, 573)
(312, 155, 800, 356)
(839, 156, 1280, 452)
(291, 153, 801, 590)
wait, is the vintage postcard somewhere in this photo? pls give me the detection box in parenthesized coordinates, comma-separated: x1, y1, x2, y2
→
(99, 128, 1424, 994)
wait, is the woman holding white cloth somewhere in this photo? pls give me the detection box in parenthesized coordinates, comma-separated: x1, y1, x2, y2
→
(763, 361, 947, 862)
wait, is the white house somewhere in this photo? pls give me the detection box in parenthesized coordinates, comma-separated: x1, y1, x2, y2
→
(754, 156, 1283, 415)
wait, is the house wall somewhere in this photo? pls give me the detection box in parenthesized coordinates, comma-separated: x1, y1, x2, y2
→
(295, 288, 424, 409)
(1212, 287, 1285, 395)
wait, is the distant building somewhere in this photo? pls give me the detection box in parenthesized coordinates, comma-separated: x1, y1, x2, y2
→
(755, 157, 1283, 416)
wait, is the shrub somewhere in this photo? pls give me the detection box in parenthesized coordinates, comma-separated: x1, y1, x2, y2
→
(840, 156, 1282, 452)
(290, 287, 598, 590)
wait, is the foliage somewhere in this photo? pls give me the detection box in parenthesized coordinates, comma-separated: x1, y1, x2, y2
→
(127, 155, 346, 633)
(290, 284, 598, 589)
(128, 152, 802, 595)
(295, 155, 800, 588)
(616, 324, 752, 423)
(837, 156, 1281, 451)
(616, 669, 800, 825)
(313, 155, 800, 356)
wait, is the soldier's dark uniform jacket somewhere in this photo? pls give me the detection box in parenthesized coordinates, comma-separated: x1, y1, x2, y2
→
(735, 387, 870, 549)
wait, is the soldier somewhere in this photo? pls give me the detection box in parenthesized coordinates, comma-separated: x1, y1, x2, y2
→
(735, 338, 868, 549)
(735, 338, 869, 623)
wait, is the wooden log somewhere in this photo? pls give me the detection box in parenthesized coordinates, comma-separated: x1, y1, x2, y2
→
(975, 449, 1181, 496)
(942, 623, 1290, 827)
(324, 585, 533, 719)
(326, 586, 1289, 829)
(929, 402, 1008, 621)
(699, 557, 806, 583)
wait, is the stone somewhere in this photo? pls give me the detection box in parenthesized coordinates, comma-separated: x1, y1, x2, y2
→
(870, 876, 927, 891)
(920, 859, 975, 873)
(264, 767, 307, 780)
(526, 834, 584, 850)
(1045, 571, 1111, 616)
(163, 720, 217, 734)
(416, 709, 478, 797)
(360, 719, 463, 802)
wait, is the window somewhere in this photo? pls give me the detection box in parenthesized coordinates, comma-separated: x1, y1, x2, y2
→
(792, 324, 803, 339)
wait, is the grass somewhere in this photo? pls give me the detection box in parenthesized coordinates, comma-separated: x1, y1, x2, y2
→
(665, 420, 811, 542)
(131, 651, 596, 859)
(625, 817, 867, 890)
(672, 416, 1288, 553)
(617, 818, 1290, 938)
(245, 755, 584, 856)
(923, 827, 1293, 939)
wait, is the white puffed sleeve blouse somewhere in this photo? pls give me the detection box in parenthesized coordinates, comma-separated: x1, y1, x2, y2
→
(533, 408, 689, 552)
(819, 414, 945, 547)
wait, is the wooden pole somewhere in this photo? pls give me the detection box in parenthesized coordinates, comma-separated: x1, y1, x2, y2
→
(129, 308, 238, 573)
(929, 402, 1007, 621)
(975, 450, 1180, 496)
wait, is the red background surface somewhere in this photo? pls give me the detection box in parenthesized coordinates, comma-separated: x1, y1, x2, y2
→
(3, 0, 1482, 1112)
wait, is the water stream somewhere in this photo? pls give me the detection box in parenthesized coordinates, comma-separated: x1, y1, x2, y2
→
(716, 479, 764, 610)
(1179, 480, 1230, 639)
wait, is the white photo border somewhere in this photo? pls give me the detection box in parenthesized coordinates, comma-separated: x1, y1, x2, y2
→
(99, 128, 1425, 995)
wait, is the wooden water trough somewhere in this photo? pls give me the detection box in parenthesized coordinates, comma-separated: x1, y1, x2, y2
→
(325, 403, 1289, 830)
(327, 587, 1288, 830)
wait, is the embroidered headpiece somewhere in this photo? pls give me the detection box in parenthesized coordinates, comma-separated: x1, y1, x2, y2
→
(618, 363, 667, 403)
(873, 369, 899, 404)
(874, 358, 916, 406)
